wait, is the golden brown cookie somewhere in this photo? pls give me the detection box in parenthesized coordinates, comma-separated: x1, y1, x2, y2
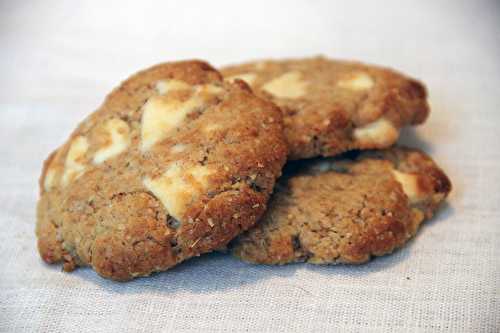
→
(36, 60, 288, 281)
(230, 147, 451, 265)
(222, 57, 429, 159)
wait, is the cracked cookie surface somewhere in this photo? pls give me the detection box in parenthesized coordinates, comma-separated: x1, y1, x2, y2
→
(230, 147, 451, 265)
(36, 60, 287, 281)
(222, 57, 429, 159)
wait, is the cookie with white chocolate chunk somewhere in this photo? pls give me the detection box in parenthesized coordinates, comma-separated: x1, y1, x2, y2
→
(36, 60, 287, 281)
(222, 57, 429, 159)
(230, 147, 451, 265)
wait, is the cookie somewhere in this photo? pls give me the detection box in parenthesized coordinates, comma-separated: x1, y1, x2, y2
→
(230, 147, 451, 265)
(36, 60, 288, 281)
(222, 57, 429, 159)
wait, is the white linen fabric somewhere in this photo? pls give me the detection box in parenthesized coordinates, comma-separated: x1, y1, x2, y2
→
(0, 1, 498, 332)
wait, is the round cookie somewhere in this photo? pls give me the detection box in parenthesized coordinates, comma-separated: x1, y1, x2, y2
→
(222, 57, 430, 159)
(36, 60, 288, 281)
(230, 147, 451, 265)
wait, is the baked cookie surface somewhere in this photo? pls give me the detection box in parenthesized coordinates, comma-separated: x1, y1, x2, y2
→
(36, 60, 287, 281)
(222, 57, 429, 159)
(230, 147, 451, 265)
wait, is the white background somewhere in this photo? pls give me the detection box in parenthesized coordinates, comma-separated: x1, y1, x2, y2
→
(1, 1, 499, 332)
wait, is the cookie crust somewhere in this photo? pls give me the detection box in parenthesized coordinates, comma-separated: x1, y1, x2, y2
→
(222, 57, 429, 159)
(36, 60, 287, 280)
(230, 147, 451, 265)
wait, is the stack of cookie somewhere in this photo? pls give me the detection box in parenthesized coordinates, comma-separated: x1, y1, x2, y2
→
(36, 57, 451, 281)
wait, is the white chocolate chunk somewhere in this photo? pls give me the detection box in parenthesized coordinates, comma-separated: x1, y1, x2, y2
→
(93, 118, 130, 164)
(197, 84, 224, 96)
(62, 136, 89, 186)
(262, 71, 308, 99)
(337, 72, 374, 91)
(141, 82, 223, 151)
(155, 79, 191, 95)
(353, 118, 399, 146)
(226, 73, 257, 85)
(203, 123, 221, 133)
(170, 143, 188, 153)
(143, 163, 213, 221)
(44, 168, 57, 192)
(392, 170, 425, 203)
(141, 96, 202, 151)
